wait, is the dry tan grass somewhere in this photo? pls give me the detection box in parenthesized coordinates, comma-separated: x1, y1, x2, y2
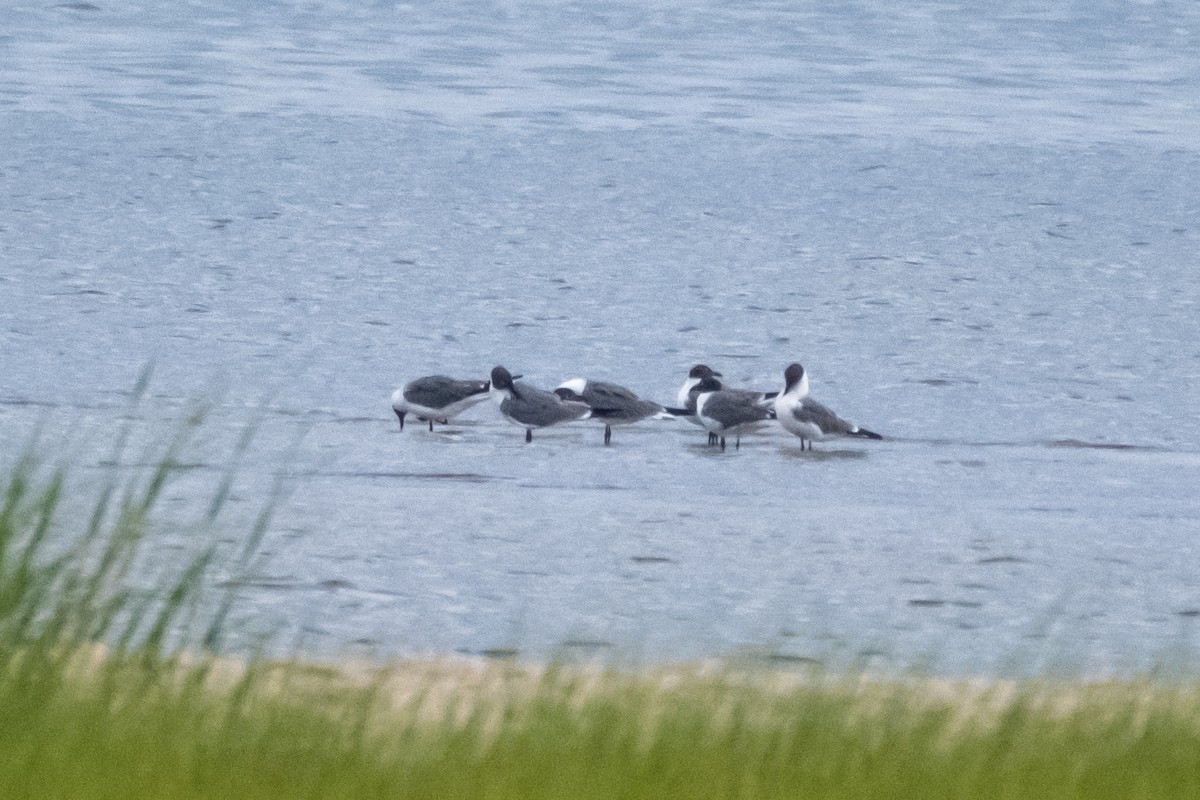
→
(56, 643, 1200, 749)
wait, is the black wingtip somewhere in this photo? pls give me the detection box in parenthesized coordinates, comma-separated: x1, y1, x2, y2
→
(851, 428, 883, 440)
(663, 406, 694, 417)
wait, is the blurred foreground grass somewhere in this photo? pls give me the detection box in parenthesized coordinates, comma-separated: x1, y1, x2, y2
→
(7, 646, 1200, 799)
(2, 403, 1199, 799)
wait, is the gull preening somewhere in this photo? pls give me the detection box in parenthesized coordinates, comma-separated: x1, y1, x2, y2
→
(554, 378, 666, 445)
(391, 375, 491, 431)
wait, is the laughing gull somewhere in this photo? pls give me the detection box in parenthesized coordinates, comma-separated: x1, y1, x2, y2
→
(671, 364, 721, 444)
(391, 375, 491, 431)
(489, 366, 591, 443)
(554, 378, 666, 445)
(670, 364, 777, 445)
(675, 364, 779, 407)
(693, 375, 774, 451)
(773, 363, 882, 450)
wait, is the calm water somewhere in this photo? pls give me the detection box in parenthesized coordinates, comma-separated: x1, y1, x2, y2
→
(2, 0, 1199, 675)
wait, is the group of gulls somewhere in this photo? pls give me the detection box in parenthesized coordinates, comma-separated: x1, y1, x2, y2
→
(391, 364, 882, 451)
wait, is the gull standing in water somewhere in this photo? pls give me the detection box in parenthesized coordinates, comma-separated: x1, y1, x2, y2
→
(773, 363, 882, 450)
(391, 375, 491, 431)
(554, 378, 666, 445)
(671, 364, 777, 445)
(692, 375, 774, 451)
(489, 366, 591, 443)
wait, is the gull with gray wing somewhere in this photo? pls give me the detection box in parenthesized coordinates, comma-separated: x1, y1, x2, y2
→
(391, 375, 491, 431)
(490, 366, 591, 443)
(669, 364, 777, 445)
(554, 378, 667, 445)
(773, 363, 882, 450)
(692, 375, 774, 451)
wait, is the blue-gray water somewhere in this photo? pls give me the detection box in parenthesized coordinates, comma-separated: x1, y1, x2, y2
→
(2, 0, 1199, 675)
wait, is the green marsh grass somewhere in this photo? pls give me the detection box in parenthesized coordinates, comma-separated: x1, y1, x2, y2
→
(3, 408, 1200, 799)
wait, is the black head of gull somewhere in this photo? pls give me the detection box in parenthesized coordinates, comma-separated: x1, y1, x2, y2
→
(554, 378, 666, 445)
(677, 364, 778, 410)
(773, 362, 882, 450)
(676, 364, 724, 408)
(391, 375, 491, 431)
(693, 375, 773, 451)
(782, 363, 809, 397)
(490, 366, 591, 443)
(673, 364, 730, 445)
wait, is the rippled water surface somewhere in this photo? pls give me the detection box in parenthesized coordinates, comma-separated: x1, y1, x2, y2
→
(2, 0, 1199, 674)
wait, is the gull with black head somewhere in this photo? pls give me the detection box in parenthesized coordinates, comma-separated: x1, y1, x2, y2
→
(669, 364, 778, 445)
(391, 375, 491, 431)
(490, 366, 591, 443)
(692, 375, 774, 451)
(675, 364, 723, 408)
(773, 363, 882, 450)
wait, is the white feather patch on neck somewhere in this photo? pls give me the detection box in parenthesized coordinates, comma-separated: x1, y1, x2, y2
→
(557, 377, 588, 395)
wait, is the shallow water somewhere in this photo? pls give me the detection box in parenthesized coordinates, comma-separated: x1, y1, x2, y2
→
(2, 0, 1199, 675)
